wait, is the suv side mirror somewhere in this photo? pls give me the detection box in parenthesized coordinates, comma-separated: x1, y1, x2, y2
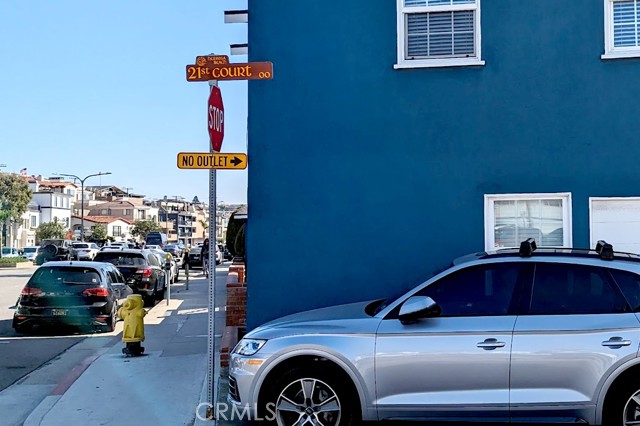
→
(398, 296, 441, 324)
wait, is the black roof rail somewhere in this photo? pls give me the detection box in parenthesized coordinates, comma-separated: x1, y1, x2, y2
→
(595, 240, 614, 260)
(519, 238, 537, 257)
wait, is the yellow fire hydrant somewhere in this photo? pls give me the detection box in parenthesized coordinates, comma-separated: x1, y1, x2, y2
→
(117, 294, 146, 357)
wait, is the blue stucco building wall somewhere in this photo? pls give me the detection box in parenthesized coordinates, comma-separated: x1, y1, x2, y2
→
(246, 0, 640, 328)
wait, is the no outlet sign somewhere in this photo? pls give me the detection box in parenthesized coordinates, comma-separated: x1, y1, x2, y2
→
(208, 86, 224, 152)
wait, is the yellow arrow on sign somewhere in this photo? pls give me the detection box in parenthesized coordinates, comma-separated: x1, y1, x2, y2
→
(177, 152, 247, 170)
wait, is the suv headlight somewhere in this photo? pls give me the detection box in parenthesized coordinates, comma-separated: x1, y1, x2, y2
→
(233, 338, 267, 356)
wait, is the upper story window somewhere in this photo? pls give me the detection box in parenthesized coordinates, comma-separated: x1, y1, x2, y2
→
(603, 0, 640, 59)
(396, 0, 484, 69)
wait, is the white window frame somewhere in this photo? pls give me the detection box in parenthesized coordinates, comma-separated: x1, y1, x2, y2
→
(395, 0, 485, 69)
(602, 0, 640, 59)
(484, 193, 573, 252)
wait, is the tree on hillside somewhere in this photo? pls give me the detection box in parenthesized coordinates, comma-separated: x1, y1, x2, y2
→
(0, 173, 32, 248)
(130, 220, 161, 240)
(36, 221, 66, 241)
(199, 219, 209, 238)
(89, 224, 107, 241)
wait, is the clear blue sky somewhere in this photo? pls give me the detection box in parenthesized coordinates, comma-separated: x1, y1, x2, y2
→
(0, 0, 248, 205)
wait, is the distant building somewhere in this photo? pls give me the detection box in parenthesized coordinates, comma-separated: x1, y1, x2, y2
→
(71, 215, 133, 242)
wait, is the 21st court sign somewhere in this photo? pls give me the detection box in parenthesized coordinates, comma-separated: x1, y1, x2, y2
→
(186, 61, 273, 82)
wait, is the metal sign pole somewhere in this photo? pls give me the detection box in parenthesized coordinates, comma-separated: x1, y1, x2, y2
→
(165, 254, 172, 306)
(207, 79, 218, 421)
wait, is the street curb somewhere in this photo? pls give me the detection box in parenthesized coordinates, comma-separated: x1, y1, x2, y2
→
(22, 344, 111, 426)
(20, 299, 166, 426)
(22, 395, 61, 426)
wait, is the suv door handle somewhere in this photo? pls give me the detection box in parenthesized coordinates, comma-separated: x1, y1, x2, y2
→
(477, 338, 506, 350)
(602, 337, 632, 348)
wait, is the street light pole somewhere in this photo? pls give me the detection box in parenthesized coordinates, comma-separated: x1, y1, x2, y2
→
(163, 195, 169, 236)
(57, 172, 112, 242)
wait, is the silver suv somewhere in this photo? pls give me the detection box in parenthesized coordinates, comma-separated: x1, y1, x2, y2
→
(229, 240, 640, 425)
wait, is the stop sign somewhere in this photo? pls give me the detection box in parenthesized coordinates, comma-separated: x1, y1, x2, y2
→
(208, 86, 224, 152)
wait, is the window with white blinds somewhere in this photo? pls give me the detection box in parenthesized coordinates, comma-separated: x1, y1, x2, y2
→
(603, 0, 640, 58)
(484, 193, 573, 251)
(396, 0, 484, 68)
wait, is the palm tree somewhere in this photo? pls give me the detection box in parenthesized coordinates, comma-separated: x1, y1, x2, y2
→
(199, 219, 209, 238)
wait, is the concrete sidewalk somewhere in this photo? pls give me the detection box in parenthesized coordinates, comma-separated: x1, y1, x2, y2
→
(22, 265, 228, 426)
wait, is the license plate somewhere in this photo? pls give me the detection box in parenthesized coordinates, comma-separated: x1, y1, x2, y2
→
(51, 309, 68, 316)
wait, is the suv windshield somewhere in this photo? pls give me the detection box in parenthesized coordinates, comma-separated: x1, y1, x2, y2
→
(94, 252, 146, 266)
(42, 239, 64, 246)
(146, 236, 163, 246)
(73, 243, 89, 249)
(23, 247, 38, 253)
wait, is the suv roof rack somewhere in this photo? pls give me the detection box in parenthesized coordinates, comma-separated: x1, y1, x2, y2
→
(519, 238, 537, 257)
(482, 239, 632, 263)
(595, 240, 614, 260)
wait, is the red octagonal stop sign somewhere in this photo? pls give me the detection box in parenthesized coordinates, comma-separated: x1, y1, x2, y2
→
(208, 86, 224, 152)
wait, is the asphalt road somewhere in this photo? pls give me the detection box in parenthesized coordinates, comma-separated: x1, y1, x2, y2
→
(0, 266, 89, 390)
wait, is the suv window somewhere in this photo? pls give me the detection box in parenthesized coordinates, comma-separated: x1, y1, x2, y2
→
(94, 252, 146, 266)
(610, 269, 640, 312)
(529, 263, 630, 315)
(147, 253, 160, 267)
(417, 263, 522, 317)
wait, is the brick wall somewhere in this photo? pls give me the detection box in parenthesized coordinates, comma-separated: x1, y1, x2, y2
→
(221, 262, 246, 368)
(226, 263, 246, 327)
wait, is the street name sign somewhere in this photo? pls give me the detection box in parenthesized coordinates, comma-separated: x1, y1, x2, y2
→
(208, 86, 224, 152)
(177, 152, 247, 170)
(196, 55, 229, 66)
(186, 62, 273, 82)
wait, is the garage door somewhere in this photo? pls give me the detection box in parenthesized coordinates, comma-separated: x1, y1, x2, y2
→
(590, 198, 640, 254)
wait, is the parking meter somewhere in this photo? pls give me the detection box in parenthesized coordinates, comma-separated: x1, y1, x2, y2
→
(164, 253, 172, 305)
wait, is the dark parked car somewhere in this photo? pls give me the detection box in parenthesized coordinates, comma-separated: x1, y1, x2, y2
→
(219, 243, 232, 261)
(12, 261, 125, 334)
(93, 249, 166, 306)
(34, 239, 77, 265)
(187, 244, 204, 268)
(163, 243, 183, 259)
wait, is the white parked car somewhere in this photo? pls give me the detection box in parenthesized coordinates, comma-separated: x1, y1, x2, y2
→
(1, 247, 20, 258)
(21, 246, 40, 261)
(72, 242, 100, 260)
(149, 249, 179, 283)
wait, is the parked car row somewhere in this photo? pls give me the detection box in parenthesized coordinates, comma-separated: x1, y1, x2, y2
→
(11, 246, 186, 335)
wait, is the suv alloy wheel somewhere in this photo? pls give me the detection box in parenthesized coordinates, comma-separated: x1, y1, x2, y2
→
(264, 367, 358, 426)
